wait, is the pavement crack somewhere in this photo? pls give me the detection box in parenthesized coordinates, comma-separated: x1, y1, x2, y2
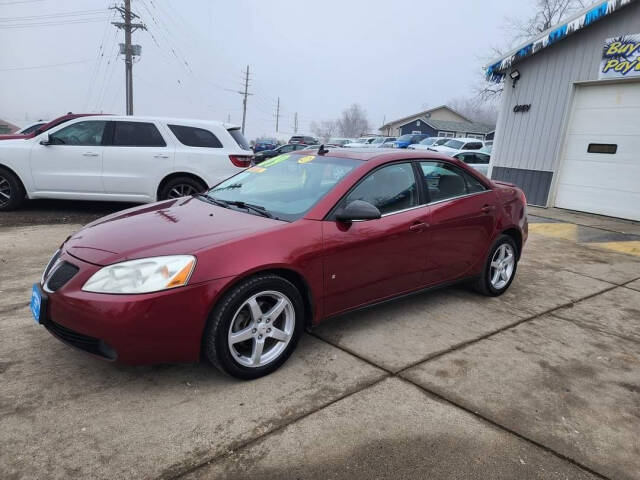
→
(548, 311, 640, 346)
(164, 374, 389, 480)
(396, 376, 612, 480)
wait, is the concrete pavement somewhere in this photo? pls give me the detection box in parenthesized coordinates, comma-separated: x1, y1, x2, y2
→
(1, 202, 639, 479)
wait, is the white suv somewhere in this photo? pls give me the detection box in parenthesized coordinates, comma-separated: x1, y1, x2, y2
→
(431, 137, 486, 157)
(0, 115, 253, 210)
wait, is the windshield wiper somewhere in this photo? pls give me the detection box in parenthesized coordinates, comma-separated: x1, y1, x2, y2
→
(193, 193, 230, 209)
(224, 200, 274, 218)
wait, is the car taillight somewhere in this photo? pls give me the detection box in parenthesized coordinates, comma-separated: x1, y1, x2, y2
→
(229, 155, 252, 168)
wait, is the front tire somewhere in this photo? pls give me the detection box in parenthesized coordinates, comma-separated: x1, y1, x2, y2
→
(473, 234, 518, 296)
(203, 274, 305, 380)
(0, 167, 26, 211)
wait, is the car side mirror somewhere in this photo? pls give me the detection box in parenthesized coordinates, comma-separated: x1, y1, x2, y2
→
(335, 200, 381, 222)
(39, 134, 52, 146)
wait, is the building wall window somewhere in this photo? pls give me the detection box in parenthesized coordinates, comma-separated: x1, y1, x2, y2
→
(467, 133, 485, 140)
(438, 131, 455, 137)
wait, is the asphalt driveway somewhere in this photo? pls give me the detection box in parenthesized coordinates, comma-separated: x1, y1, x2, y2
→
(1, 202, 639, 479)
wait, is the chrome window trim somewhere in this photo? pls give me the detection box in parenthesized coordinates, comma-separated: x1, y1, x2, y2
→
(379, 190, 490, 217)
(42, 260, 64, 293)
(426, 189, 491, 207)
(380, 203, 426, 218)
(41, 249, 61, 286)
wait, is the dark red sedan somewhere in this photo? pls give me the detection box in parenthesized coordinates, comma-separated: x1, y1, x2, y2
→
(0, 113, 97, 141)
(31, 149, 527, 379)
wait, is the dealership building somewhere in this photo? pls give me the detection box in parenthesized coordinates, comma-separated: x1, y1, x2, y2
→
(486, 0, 640, 221)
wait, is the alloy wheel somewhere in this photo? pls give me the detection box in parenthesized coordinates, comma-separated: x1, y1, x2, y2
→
(0, 174, 11, 208)
(227, 290, 295, 368)
(490, 243, 515, 290)
(168, 183, 198, 198)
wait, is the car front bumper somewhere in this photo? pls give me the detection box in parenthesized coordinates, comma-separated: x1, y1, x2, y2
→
(39, 251, 232, 365)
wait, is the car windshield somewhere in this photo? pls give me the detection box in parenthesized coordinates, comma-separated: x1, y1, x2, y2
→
(419, 138, 436, 145)
(370, 137, 385, 144)
(434, 138, 449, 145)
(20, 122, 46, 134)
(397, 134, 413, 142)
(207, 154, 359, 221)
(443, 139, 464, 149)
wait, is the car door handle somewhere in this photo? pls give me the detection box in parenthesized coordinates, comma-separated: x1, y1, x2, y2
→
(83, 152, 99, 157)
(409, 222, 429, 232)
(153, 154, 170, 159)
(481, 204, 495, 213)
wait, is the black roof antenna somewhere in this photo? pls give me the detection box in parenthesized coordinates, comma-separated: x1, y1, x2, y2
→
(317, 144, 329, 155)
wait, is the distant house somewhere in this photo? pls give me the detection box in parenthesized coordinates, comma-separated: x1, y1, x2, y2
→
(0, 119, 20, 134)
(378, 105, 495, 140)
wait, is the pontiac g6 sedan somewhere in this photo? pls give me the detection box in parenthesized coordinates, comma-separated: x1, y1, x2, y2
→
(31, 149, 527, 379)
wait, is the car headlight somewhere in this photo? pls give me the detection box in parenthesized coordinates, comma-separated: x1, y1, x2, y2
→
(82, 255, 196, 294)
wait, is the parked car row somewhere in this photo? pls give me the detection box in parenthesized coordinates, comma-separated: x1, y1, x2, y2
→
(0, 115, 252, 211)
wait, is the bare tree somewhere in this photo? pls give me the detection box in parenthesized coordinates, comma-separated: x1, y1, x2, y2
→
(504, 0, 586, 44)
(310, 119, 339, 142)
(478, 0, 586, 101)
(447, 96, 499, 125)
(337, 104, 370, 138)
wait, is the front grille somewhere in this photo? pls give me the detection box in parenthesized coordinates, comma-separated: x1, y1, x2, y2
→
(45, 261, 79, 292)
(45, 320, 116, 360)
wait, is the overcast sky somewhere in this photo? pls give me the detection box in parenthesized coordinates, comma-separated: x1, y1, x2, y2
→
(0, 0, 532, 139)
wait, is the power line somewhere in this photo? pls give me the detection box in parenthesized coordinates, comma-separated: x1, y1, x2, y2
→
(0, 9, 104, 22)
(0, 0, 45, 5)
(0, 58, 93, 71)
(0, 17, 109, 28)
(84, 8, 117, 110)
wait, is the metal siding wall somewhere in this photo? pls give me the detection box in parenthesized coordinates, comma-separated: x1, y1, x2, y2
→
(492, 167, 553, 206)
(490, 2, 640, 205)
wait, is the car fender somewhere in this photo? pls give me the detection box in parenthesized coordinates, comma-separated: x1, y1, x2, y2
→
(191, 219, 325, 323)
(0, 141, 35, 194)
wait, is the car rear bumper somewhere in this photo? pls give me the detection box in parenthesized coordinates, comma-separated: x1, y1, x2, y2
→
(39, 251, 233, 365)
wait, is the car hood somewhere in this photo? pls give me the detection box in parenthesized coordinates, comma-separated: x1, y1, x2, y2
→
(64, 197, 285, 266)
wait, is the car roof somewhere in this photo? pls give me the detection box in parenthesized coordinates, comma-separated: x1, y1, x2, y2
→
(288, 147, 454, 162)
(65, 115, 239, 129)
(444, 137, 484, 142)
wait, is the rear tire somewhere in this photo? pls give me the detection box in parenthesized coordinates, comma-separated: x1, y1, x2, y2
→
(473, 234, 518, 296)
(0, 167, 26, 211)
(203, 274, 305, 380)
(158, 176, 206, 200)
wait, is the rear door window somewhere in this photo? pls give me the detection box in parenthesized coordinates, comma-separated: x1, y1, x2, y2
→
(112, 122, 166, 147)
(168, 124, 222, 148)
(420, 161, 486, 202)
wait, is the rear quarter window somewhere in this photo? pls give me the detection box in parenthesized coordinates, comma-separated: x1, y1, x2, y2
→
(168, 125, 223, 148)
(228, 128, 251, 150)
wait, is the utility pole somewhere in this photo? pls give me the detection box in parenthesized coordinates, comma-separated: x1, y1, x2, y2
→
(293, 112, 298, 134)
(111, 0, 146, 115)
(275, 97, 280, 133)
(238, 65, 252, 134)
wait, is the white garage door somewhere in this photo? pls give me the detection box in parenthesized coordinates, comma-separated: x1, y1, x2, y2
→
(555, 81, 640, 221)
